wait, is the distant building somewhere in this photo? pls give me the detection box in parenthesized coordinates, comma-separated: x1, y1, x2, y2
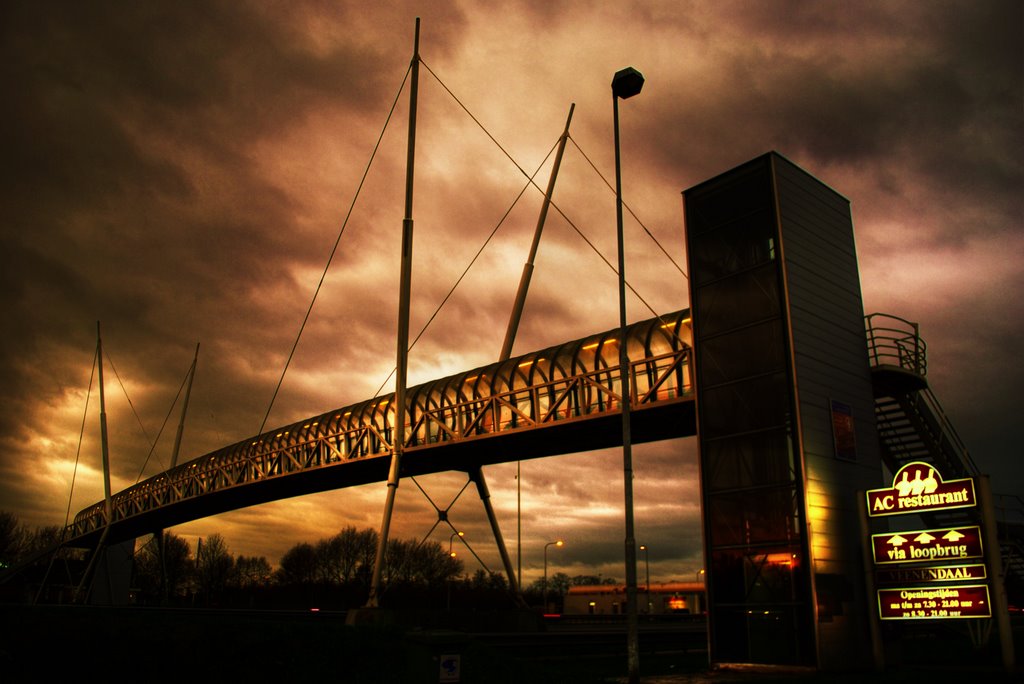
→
(564, 581, 705, 615)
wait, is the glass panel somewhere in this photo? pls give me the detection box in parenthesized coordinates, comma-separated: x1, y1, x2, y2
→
(694, 264, 781, 338)
(711, 603, 813, 664)
(699, 372, 791, 439)
(704, 429, 795, 491)
(687, 166, 773, 236)
(698, 319, 786, 388)
(707, 485, 800, 547)
(691, 208, 776, 285)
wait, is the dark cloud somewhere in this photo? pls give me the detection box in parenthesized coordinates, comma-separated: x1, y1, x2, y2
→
(0, 1, 1019, 584)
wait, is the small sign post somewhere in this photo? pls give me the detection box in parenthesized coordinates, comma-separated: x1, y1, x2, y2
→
(862, 466, 1015, 669)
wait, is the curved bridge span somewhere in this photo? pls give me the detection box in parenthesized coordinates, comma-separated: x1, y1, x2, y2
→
(68, 310, 695, 547)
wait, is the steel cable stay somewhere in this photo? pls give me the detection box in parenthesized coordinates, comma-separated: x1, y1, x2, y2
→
(134, 365, 192, 484)
(372, 62, 689, 396)
(372, 475, 492, 593)
(254, 62, 413, 440)
(32, 345, 99, 603)
(567, 135, 688, 279)
(409, 475, 492, 572)
(370, 140, 559, 400)
(104, 351, 162, 472)
(420, 60, 688, 350)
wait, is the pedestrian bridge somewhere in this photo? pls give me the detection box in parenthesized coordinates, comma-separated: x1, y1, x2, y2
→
(67, 310, 695, 546)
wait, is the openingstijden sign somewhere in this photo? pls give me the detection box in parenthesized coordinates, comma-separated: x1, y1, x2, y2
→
(877, 585, 992, 620)
(866, 461, 976, 517)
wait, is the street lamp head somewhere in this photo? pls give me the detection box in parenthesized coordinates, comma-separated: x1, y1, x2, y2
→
(639, 545, 646, 551)
(612, 67, 644, 99)
(556, 540, 564, 547)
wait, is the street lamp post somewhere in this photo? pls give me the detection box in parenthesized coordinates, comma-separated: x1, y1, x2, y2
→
(543, 540, 563, 612)
(449, 530, 464, 558)
(639, 544, 650, 613)
(612, 64, 644, 684)
(447, 531, 463, 611)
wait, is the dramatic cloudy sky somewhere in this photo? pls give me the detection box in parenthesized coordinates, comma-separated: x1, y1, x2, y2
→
(2, 1, 1020, 586)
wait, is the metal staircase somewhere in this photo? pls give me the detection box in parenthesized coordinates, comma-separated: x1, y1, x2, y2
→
(866, 313, 1022, 604)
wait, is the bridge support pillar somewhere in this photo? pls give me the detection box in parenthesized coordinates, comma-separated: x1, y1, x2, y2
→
(469, 467, 523, 603)
(88, 539, 135, 606)
(684, 153, 883, 671)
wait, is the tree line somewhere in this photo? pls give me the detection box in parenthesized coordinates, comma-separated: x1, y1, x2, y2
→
(2, 511, 615, 610)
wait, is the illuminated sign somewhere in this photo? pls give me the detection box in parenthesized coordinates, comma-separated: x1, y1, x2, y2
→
(866, 461, 975, 517)
(876, 563, 987, 585)
(878, 585, 991, 620)
(871, 525, 983, 565)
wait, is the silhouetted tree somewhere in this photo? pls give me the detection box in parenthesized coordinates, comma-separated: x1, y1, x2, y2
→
(195, 534, 233, 602)
(338, 526, 377, 584)
(132, 532, 191, 602)
(570, 574, 617, 586)
(233, 555, 272, 588)
(277, 542, 318, 585)
(0, 511, 27, 567)
(384, 539, 462, 587)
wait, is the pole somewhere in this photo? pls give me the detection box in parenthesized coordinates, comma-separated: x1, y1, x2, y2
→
(517, 461, 522, 590)
(640, 545, 650, 613)
(612, 66, 643, 683)
(978, 475, 1016, 671)
(367, 17, 420, 608)
(500, 103, 575, 360)
(97, 322, 112, 520)
(170, 343, 200, 469)
(499, 104, 575, 603)
(543, 540, 562, 612)
(76, 323, 115, 604)
(159, 342, 199, 602)
(470, 468, 522, 600)
(857, 493, 885, 672)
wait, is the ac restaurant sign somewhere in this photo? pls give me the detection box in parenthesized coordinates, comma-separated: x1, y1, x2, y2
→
(866, 461, 976, 517)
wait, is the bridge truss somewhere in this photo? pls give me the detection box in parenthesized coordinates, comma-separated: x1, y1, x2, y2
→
(67, 310, 695, 546)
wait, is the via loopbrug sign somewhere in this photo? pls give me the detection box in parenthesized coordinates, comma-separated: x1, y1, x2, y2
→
(866, 461, 976, 517)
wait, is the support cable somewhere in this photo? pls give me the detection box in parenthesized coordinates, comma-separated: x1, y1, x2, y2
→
(568, 136, 688, 279)
(64, 346, 97, 530)
(35, 346, 98, 603)
(255, 63, 413, 439)
(419, 61, 685, 344)
(371, 140, 557, 399)
(105, 352, 155, 455)
(134, 367, 192, 483)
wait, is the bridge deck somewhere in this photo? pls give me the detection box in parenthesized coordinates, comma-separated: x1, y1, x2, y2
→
(67, 310, 695, 547)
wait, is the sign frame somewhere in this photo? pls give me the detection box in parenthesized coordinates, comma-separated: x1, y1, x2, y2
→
(870, 525, 983, 565)
(866, 461, 976, 517)
(877, 584, 992, 620)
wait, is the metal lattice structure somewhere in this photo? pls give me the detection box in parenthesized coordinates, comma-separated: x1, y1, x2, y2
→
(67, 310, 694, 546)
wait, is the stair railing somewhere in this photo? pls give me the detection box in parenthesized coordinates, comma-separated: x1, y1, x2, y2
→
(865, 313, 927, 377)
